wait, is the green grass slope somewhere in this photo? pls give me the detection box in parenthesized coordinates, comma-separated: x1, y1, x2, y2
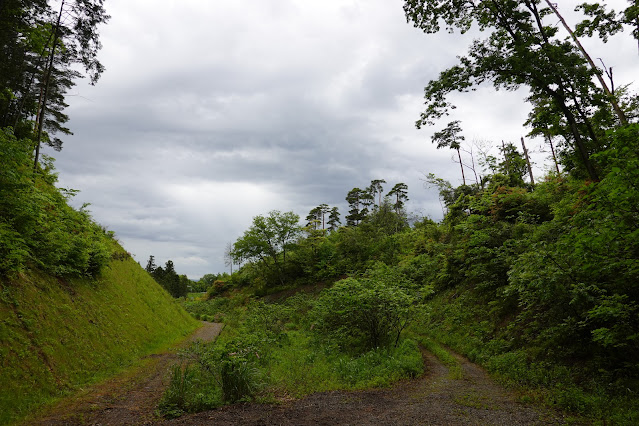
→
(0, 242, 200, 425)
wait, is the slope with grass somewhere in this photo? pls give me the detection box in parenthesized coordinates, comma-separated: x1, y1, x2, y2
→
(0, 242, 200, 425)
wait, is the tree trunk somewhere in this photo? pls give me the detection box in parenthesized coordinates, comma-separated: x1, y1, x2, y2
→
(545, 132, 561, 175)
(520, 136, 535, 186)
(456, 148, 466, 185)
(543, 0, 628, 125)
(34, 0, 64, 171)
(554, 96, 599, 181)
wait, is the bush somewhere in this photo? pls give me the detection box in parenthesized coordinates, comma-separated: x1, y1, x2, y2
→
(311, 265, 416, 352)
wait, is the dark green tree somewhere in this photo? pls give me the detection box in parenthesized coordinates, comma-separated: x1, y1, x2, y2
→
(431, 121, 466, 185)
(32, 0, 110, 169)
(403, 0, 622, 181)
(327, 206, 341, 232)
(145, 255, 156, 274)
(345, 187, 367, 226)
(305, 204, 330, 230)
(387, 182, 409, 214)
(232, 210, 301, 285)
(0, 0, 109, 168)
(305, 206, 321, 230)
(497, 142, 528, 187)
(368, 179, 386, 207)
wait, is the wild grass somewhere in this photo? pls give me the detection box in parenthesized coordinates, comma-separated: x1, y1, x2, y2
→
(410, 334, 462, 380)
(160, 292, 424, 417)
(0, 242, 199, 425)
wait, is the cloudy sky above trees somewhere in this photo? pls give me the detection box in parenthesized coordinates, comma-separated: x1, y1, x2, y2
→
(46, 0, 637, 278)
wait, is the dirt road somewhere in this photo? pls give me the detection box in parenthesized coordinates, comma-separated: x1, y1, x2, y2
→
(32, 323, 567, 425)
(168, 350, 566, 426)
(32, 322, 223, 426)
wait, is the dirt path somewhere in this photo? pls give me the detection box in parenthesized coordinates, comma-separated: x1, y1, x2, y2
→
(32, 322, 224, 426)
(167, 350, 566, 426)
(33, 327, 568, 425)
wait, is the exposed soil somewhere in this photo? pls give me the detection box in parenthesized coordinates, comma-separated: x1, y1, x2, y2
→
(32, 323, 569, 425)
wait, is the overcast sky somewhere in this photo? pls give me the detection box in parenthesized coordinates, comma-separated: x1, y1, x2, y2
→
(45, 0, 637, 279)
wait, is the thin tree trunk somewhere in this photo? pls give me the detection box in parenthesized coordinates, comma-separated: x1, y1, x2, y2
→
(14, 36, 55, 128)
(34, 0, 64, 171)
(456, 148, 466, 185)
(520, 136, 535, 186)
(545, 132, 561, 175)
(501, 140, 512, 178)
(543, 0, 628, 125)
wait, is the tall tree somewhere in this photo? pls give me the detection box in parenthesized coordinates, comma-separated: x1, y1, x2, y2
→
(145, 255, 156, 274)
(318, 203, 330, 229)
(498, 142, 528, 187)
(33, 0, 109, 169)
(431, 120, 467, 185)
(232, 210, 301, 285)
(305, 206, 321, 230)
(404, 0, 615, 181)
(327, 206, 341, 232)
(345, 187, 368, 226)
(368, 179, 386, 207)
(306, 204, 330, 230)
(387, 183, 409, 214)
(543, 0, 627, 125)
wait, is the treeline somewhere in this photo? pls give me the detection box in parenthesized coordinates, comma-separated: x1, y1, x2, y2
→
(218, 1, 639, 414)
(227, 178, 411, 292)
(221, 124, 639, 421)
(143, 256, 232, 298)
(144, 256, 192, 298)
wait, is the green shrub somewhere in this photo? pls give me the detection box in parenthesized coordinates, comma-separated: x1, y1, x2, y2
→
(311, 265, 416, 352)
(219, 352, 262, 403)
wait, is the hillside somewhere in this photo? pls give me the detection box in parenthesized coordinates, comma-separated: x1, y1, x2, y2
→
(0, 242, 199, 425)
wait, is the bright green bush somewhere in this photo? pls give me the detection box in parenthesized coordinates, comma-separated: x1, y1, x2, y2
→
(311, 265, 416, 352)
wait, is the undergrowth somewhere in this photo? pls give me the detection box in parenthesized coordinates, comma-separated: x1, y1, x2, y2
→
(160, 285, 424, 418)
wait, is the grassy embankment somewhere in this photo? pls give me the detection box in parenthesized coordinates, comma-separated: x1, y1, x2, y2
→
(0, 242, 199, 425)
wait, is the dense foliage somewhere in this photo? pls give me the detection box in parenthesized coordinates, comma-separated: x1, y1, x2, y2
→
(0, 128, 112, 277)
(197, 122, 639, 422)
(1, 0, 111, 278)
(144, 255, 192, 298)
(0, 0, 108, 165)
(311, 265, 418, 351)
(2, 0, 638, 423)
